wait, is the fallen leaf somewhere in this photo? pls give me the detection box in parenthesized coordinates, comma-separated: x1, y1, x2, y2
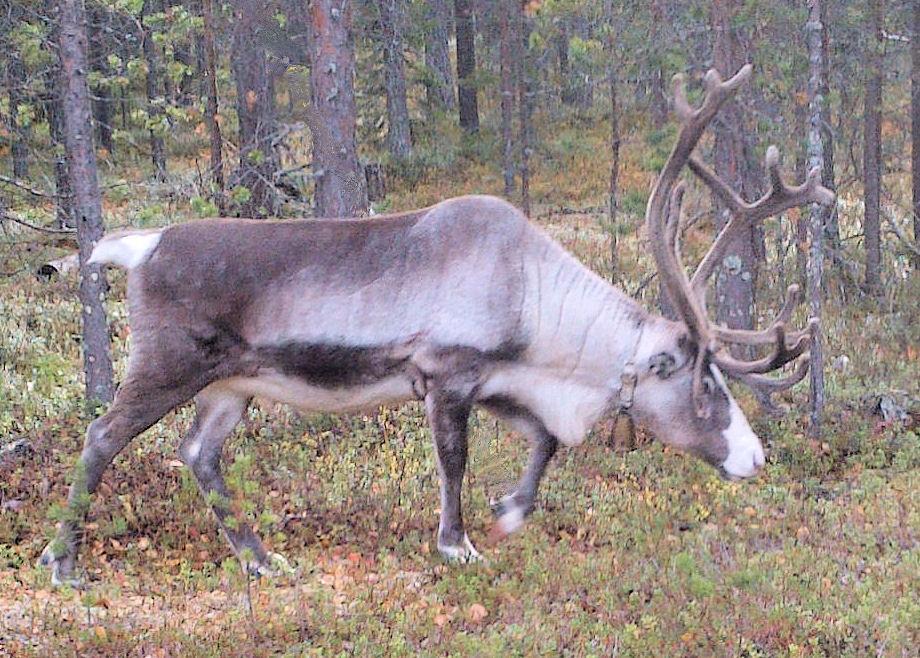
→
(467, 603, 488, 623)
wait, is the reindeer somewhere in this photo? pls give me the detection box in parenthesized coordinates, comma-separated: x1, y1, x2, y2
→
(41, 66, 833, 586)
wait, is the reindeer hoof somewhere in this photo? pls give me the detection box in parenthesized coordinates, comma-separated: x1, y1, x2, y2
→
(249, 552, 296, 579)
(438, 534, 483, 564)
(39, 542, 84, 589)
(489, 495, 526, 540)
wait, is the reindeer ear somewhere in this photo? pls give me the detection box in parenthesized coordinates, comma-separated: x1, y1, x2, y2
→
(649, 352, 678, 379)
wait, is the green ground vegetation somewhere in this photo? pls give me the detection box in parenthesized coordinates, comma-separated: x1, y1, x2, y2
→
(1, 111, 919, 657)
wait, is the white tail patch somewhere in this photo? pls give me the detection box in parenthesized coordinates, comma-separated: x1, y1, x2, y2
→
(88, 231, 162, 269)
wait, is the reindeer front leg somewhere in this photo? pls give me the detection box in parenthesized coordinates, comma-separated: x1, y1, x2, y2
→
(490, 430, 558, 539)
(424, 386, 481, 563)
(481, 400, 559, 541)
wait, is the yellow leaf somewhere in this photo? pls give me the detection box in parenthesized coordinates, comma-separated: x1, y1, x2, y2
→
(94, 626, 107, 642)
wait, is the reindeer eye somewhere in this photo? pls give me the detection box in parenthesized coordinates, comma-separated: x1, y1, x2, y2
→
(649, 352, 677, 379)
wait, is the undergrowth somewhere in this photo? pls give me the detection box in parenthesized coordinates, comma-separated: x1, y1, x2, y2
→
(0, 112, 918, 657)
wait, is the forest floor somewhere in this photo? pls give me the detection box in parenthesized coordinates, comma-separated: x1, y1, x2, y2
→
(1, 121, 919, 656)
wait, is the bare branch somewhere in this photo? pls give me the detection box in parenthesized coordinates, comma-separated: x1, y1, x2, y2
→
(882, 209, 920, 259)
(0, 211, 76, 235)
(0, 174, 71, 200)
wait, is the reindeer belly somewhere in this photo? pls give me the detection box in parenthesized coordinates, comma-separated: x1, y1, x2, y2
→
(223, 371, 416, 413)
(224, 340, 420, 412)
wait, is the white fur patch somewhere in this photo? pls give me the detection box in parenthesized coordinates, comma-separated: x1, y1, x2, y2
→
(708, 366, 764, 479)
(497, 505, 525, 535)
(183, 437, 202, 463)
(720, 394, 766, 479)
(479, 365, 610, 446)
(88, 231, 162, 269)
(438, 534, 482, 563)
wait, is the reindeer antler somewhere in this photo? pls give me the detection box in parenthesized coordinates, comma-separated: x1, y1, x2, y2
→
(646, 66, 835, 416)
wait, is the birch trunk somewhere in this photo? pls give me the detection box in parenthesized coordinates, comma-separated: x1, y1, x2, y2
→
(806, 0, 826, 436)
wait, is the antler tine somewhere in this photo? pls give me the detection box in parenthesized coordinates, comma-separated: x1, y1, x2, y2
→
(713, 284, 800, 345)
(648, 63, 826, 409)
(647, 66, 753, 349)
(689, 147, 835, 295)
(673, 73, 695, 121)
(672, 65, 752, 124)
(731, 355, 811, 393)
(665, 180, 684, 254)
(713, 322, 812, 375)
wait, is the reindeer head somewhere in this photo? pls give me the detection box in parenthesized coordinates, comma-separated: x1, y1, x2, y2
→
(629, 65, 834, 479)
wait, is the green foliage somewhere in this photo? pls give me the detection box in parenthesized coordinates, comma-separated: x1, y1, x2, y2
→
(230, 186, 252, 206)
(190, 195, 219, 217)
(619, 188, 649, 217)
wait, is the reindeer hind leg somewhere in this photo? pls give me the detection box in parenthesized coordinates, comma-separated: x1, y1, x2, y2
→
(178, 386, 292, 577)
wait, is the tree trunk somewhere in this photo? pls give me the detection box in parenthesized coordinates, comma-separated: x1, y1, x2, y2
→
(230, 0, 278, 217)
(499, 0, 515, 198)
(379, 0, 412, 160)
(572, 14, 593, 113)
(58, 0, 115, 405)
(806, 0, 826, 437)
(42, 0, 74, 229)
(863, 0, 883, 295)
(424, 0, 455, 111)
(913, 0, 920, 269)
(7, 51, 30, 180)
(605, 1, 620, 284)
(49, 93, 74, 229)
(556, 23, 574, 106)
(711, 0, 756, 335)
(201, 0, 225, 213)
(168, 0, 195, 106)
(820, 0, 840, 258)
(6, 0, 30, 180)
(142, 0, 168, 181)
(88, 5, 114, 156)
(307, 0, 367, 217)
(454, 0, 479, 132)
(518, 5, 533, 216)
(648, 0, 668, 129)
